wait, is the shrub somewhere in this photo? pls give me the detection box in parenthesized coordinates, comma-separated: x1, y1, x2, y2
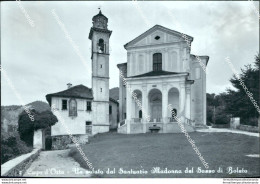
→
(207, 106, 214, 125)
(241, 117, 258, 126)
(1, 131, 32, 164)
(18, 110, 58, 146)
(214, 114, 230, 125)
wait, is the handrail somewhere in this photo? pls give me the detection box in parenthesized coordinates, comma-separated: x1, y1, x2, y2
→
(155, 118, 161, 122)
(118, 119, 126, 127)
(184, 117, 195, 126)
(148, 118, 162, 122)
(168, 117, 177, 122)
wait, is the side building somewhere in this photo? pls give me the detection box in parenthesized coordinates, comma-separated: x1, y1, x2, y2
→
(46, 84, 118, 150)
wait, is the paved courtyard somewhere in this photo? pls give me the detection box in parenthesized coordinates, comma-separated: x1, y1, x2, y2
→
(24, 150, 91, 177)
(197, 127, 259, 137)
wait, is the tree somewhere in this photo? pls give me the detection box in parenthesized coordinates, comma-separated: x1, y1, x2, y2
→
(1, 129, 32, 164)
(18, 109, 58, 146)
(226, 53, 259, 125)
(207, 92, 231, 125)
(207, 53, 259, 126)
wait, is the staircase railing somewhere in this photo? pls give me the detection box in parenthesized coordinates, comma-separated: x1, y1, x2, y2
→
(118, 119, 126, 127)
(184, 117, 195, 127)
(168, 117, 177, 123)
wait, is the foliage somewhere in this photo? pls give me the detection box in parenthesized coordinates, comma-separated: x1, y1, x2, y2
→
(226, 53, 259, 124)
(241, 117, 258, 126)
(1, 130, 32, 164)
(206, 106, 214, 125)
(207, 53, 259, 126)
(18, 110, 58, 146)
(214, 114, 230, 125)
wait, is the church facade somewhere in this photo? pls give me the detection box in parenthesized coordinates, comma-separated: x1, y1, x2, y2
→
(45, 11, 115, 149)
(117, 25, 209, 134)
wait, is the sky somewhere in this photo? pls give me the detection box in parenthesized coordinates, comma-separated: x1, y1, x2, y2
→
(1, 1, 259, 106)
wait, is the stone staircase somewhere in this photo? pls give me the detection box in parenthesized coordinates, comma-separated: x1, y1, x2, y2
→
(194, 124, 209, 130)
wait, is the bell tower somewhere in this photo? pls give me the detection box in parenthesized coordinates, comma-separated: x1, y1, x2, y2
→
(89, 10, 112, 135)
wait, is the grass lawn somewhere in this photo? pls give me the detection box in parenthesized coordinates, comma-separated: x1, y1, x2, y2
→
(69, 132, 259, 178)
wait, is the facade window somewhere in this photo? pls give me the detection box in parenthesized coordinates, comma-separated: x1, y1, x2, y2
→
(100, 88, 102, 92)
(124, 113, 127, 119)
(153, 53, 162, 71)
(62, 99, 67, 110)
(100, 64, 102, 68)
(86, 121, 92, 126)
(139, 110, 142, 118)
(86, 121, 92, 134)
(109, 105, 112, 114)
(69, 99, 77, 117)
(87, 101, 92, 111)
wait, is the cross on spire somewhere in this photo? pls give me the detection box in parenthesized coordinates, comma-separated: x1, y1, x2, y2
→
(98, 6, 102, 13)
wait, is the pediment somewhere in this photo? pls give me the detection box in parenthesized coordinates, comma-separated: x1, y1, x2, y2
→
(124, 25, 193, 49)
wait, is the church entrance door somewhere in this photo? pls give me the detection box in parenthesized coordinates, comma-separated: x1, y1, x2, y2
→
(151, 104, 162, 120)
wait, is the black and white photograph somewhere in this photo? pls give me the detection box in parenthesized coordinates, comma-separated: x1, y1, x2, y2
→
(0, 0, 259, 183)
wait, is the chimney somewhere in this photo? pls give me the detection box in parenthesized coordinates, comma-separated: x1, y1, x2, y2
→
(67, 83, 72, 89)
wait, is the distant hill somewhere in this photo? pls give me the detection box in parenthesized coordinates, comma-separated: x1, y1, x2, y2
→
(1, 101, 51, 133)
(26, 101, 51, 113)
(109, 87, 119, 101)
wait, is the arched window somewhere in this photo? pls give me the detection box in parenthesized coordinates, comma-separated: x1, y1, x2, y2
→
(139, 110, 142, 119)
(171, 108, 177, 117)
(153, 53, 162, 71)
(69, 99, 77, 117)
(98, 39, 105, 53)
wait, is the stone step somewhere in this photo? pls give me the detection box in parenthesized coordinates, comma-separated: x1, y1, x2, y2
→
(195, 124, 209, 129)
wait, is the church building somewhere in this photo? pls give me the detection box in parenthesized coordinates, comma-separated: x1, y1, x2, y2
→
(45, 11, 115, 149)
(117, 25, 209, 134)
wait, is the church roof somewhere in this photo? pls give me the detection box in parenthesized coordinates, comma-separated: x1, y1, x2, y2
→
(190, 54, 210, 66)
(124, 25, 193, 49)
(129, 70, 188, 78)
(46, 85, 93, 105)
(46, 84, 118, 105)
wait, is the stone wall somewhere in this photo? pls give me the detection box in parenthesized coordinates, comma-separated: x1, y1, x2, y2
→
(230, 117, 240, 129)
(237, 124, 259, 133)
(1, 149, 40, 177)
(212, 124, 230, 128)
(52, 134, 88, 150)
(118, 122, 195, 134)
(230, 117, 259, 132)
(117, 124, 127, 134)
(165, 123, 194, 133)
(130, 123, 144, 134)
